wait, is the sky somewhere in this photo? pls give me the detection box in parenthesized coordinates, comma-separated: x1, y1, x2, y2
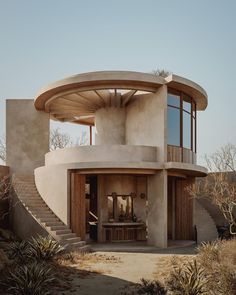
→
(0, 0, 236, 166)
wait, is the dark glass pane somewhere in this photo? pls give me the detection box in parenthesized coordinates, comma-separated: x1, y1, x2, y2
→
(183, 111, 191, 149)
(183, 100, 191, 112)
(167, 93, 180, 108)
(168, 106, 180, 146)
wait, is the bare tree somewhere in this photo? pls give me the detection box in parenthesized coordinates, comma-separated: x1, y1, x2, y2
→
(0, 175, 11, 221)
(50, 128, 73, 151)
(49, 127, 89, 151)
(192, 144, 236, 235)
(152, 69, 172, 78)
(0, 136, 6, 164)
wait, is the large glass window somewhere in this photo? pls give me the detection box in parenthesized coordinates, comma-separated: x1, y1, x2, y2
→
(183, 111, 191, 149)
(168, 107, 180, 146)
(167, 90, 197, 152)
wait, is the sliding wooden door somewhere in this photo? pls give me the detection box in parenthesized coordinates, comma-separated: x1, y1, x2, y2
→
(175, 178, 194, 240)
(70, 172, 86, 240)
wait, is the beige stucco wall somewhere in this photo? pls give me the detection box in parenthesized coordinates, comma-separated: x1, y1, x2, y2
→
(147, 170, 168, 247)
(134, 176, 147, 223)
(35, 165, 69, 225)
(125, 86, 167, 162)
(45, 145, 157, 166)
(95, 107, 126, 145)
(6, 99, 49, 174)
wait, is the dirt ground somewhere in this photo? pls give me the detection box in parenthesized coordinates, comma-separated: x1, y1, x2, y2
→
(62, 245, 196, 295)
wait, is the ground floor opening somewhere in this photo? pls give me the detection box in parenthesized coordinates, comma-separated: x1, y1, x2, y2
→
(69, 171, 195, 247)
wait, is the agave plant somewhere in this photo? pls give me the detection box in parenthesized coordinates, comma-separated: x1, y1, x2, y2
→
(28, 235, 63, 261)
(5, 261, 55, 295)
(138, 278, 167, 295)
(166, 259, 209, 295)
(7, 240, 30, 262)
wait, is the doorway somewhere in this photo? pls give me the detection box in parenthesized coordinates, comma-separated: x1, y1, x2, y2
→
(168, 176, 194, 240)
(70, 172, 98, 242)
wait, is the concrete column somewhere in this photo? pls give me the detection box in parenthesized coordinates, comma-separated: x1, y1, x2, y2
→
(6, 99, 49, 175)
(95, 107, 126, 145)
(97, 175, 107, 242)
(147, 170, 168, 248)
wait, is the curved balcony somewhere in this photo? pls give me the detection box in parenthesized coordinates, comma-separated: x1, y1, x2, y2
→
(45, 145, 157, 166)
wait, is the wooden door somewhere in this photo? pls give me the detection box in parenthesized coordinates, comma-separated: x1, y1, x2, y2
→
(70, 172, 86, 240)
(175, 178, 194, 240)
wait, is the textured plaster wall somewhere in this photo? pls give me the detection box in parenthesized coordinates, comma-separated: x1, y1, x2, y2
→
(95, 107, 126, 145)
(147, 171, 168, 247)
(126, 86, 167, 162)
(6, 99, 49, 174)
(45, 145, 157, 166)
(35, 165, 69, 225)
(11, 192, 48, 239)
(134, 176, 147, 223)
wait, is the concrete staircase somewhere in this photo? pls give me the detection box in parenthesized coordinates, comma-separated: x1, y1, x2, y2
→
(194, 199, 218, 244)
(12, 175, 90, 251)
(198, 198, 226, 226)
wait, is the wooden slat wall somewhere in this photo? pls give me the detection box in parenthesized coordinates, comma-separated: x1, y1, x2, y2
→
(70, 173, 86, 240)
(175, 178, 194, 240)
(167, 145, 182, 162)
(167, 178, 173, 239)
(167, 145, 196, 164)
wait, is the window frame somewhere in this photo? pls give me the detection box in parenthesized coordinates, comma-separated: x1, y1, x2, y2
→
(167, 88, 197, 153)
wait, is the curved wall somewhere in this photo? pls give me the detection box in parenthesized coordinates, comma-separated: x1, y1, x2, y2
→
(45, 145, 157, 166)
(95, 107, 126, 145)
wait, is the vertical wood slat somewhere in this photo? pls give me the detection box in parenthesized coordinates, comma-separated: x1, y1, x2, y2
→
(167, 145, 196, 164)
(175, 178, 194, 240)
(70, 172, 86, 240)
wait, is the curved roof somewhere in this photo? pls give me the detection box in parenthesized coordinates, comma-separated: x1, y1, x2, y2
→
(35, 71, 208, 125)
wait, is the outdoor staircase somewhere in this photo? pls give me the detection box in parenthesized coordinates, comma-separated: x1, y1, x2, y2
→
(194, 199, 218, 244)
(12, 175, 90, 252)
(198, 198, 226, 226)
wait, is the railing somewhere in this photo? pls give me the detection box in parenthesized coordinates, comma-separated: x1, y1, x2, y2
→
(167, 145, 196, 164)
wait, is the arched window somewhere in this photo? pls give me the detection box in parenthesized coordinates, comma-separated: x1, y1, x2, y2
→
(167, 89, 196, 152)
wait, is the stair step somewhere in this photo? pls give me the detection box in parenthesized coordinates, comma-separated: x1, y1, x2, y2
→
(33, 213, 54, 218)
(39, 217, 59, 222)
(49, 225, 69, 231)
(60, 237, 81, 244)
(29, 208, 51, 213)
(51, 229, 72, 235)
(43, 221, 65, 226)
(57, 233, 76, 240)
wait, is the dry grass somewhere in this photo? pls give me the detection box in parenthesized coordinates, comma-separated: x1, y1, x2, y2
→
(55, 250, 121, 267)
(153, 255, 195, 283)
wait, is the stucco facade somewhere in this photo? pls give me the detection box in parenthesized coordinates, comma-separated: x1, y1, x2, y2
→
(4, 71, 216, 249)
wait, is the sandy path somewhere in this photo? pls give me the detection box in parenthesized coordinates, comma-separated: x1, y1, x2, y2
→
(64, 250, 194, 295)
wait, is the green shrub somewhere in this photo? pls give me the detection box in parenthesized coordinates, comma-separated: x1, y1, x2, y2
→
(137, 278, 167, 295)
(28, 235, 63, 261)
(4, 262, 55, 295)
(166, 259, 208, 295)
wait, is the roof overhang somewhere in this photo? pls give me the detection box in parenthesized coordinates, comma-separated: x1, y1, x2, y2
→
(34, 71, 208, 125)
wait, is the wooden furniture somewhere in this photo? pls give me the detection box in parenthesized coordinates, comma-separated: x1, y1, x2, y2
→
(102, 222, 146, 242)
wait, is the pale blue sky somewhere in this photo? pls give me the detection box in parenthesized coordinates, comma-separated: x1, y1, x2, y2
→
(0, 0, 236, 165)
